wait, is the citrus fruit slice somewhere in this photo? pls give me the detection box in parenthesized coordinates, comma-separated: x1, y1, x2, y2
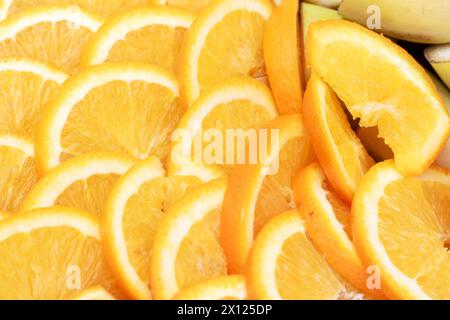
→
(103, 156, 202, 299)
(352, 160, 450, 300)
(0, 58, 68, 140)
(221, 114, 315, 273)
(247, 210, 349, 300)
(174, 275, 246, 300)
(0, 206, 121, 299)
(164, 0, 214, 12)
(168, 76, 278, 181)
(20, 152, 136, 216)
(0, 6, 102, 74)
(293, 163, 385, 298)
(0, 0, 163, 20)
(303, 73, 375, 202)
(81, 6, 196, 74)
(307, 20, 450, 176)
(180, 0, 273, 105)
(71, 286, 115, 300)
(36, 62, 183, 174)
(151, 178, 228, 300)
(264, 0, 303, 114)
(0, 133, 38, 213)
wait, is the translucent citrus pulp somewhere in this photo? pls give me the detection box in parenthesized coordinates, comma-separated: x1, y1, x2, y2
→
(264, 0, 303, 114)
(0, 6, 102, 74)
(151, 178, 228, 299)
(36, 62, 183, 174)
(352, 160, 450, 300)
(174, 275, 246, 300)
(0, 58, 67, 141)
(0, 0, 163, 19)
(0, 133, 38, 213)
(103, 157, 202, 299)
(307, 20, 449, 176)
(293, 163, 385, 298)
(168, 76, 278, 181)
(21, 152, 136, 216)
(0, 207, 121, 299)
(81, 6, 196, 74)
(221, 115, 315, 273)
(180, 0, 273, 105)
(303, 73, 375, 202)
(71, 286, 115, 300)
(246, 210, 348, 300)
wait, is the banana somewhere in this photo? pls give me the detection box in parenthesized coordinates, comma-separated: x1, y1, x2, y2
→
(304, 0, 341, 9)
(301, 2, 342, 79)
(425, 44, 450, 90)
(338, 0, 450, 44)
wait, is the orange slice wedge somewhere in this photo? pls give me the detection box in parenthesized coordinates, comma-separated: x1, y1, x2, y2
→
(303, 73, 375, 202)
(307, 20, 449, 176)
(221, 114, 315, 273)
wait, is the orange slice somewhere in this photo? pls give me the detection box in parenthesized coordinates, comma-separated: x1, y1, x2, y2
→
(0, 58, 67, 141)
(0, 0, 163, 19)
(0, 133, 38, 213)
(151, 178, 228, 300)
(246, 210, 350, 300)
(103, 156, 202, 299)
(174, 275, 246, 300)
(168, 76, 278, 181)
(180, 0, 273, 105)
(307, 20, 449, 176)
(36, 62, 183, 174)
(0, 6, 102, 74)
(303, 73, 374, 202)
(352, 160, 450, 300)
(264, 0, 303, 114)
(71, 286, 115, 300)
(293, 163, 385, 298)
(20, 152, 136, 216)
(0, 206, 122, 299)
(80, 6, 196, 74)
(221, 114, 315, 273)
(164, 0, 214, 12)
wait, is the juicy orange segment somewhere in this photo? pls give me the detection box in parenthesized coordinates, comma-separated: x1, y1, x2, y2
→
(71, 286, 115, 300)
(246, 210, 347, 299)
(0, 58, 67, 141)
(81, 6, 196, 74)
(0, 133, 38, 213)
(0, 6, 102, 74)
(180, 0, 273, 105)
(293, 163, 385, 298)
(0, 207, 122, 299)
(36, 62, 183, 174)
(264, 0, 303, 114)
(303, 73, 375, 202)
(221, 115, 315, 273)
(307, 20, 449, 176)
(174, 275, 246, 300)
(0, 0, 164, 19)
(151, 178, 228, 299)
(20, 152, 136, 216)
(102, 156, 202, 300)
(352, 160, 450, 300)
(168, 76, 278, 181)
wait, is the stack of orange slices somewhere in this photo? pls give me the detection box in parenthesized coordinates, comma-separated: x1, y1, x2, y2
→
(0, 0, 448, 300)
